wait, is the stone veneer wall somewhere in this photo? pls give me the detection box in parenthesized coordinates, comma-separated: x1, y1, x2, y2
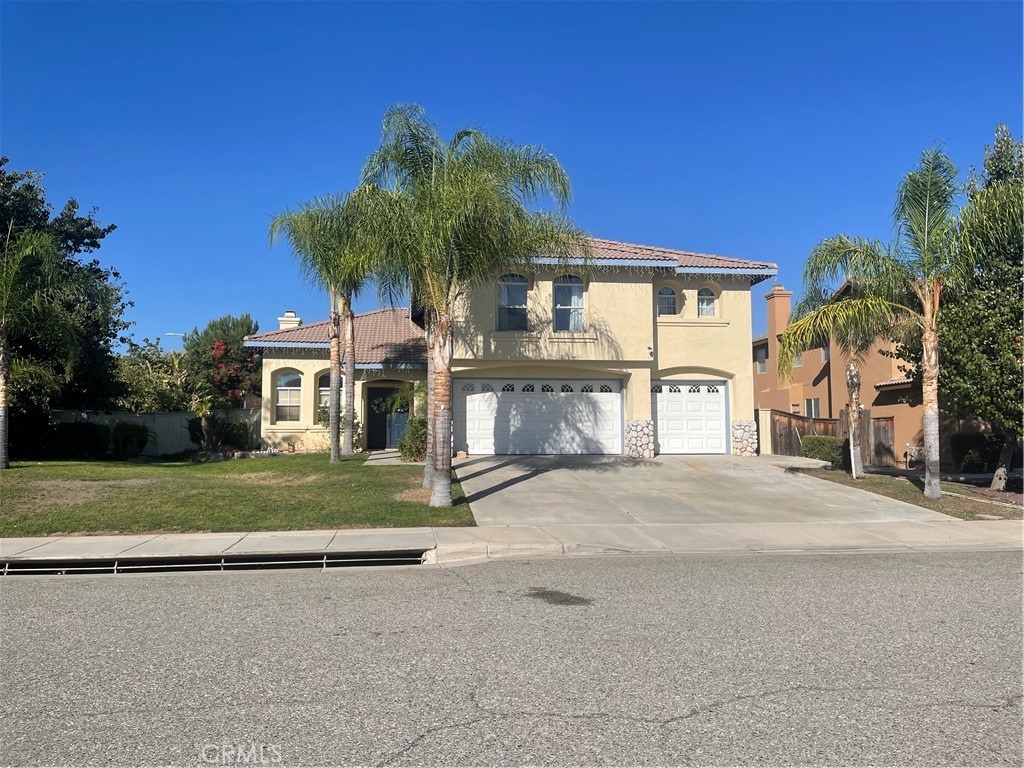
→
(731, 420, 758, 457)
(625, 420, 655, 458)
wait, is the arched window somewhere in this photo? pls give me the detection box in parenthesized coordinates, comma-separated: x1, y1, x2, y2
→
(317, 373, 331, 408)
(553, 275, 584, 332)
(275, 371, 301, 422)
(698, 287, 717, 317)
(657, 287, 677, 316)
(497, 274, 528, 331)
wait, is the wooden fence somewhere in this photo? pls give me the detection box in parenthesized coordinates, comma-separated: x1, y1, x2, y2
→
(763, 408, 896, 466)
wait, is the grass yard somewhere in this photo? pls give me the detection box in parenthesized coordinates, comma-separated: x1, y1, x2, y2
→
(0, 454, 474, 537)
(799, 468, 1023, 521)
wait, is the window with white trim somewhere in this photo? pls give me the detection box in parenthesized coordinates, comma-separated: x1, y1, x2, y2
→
(553, 275, 584, 332)
(657, 287, 677, 316)
(793, 352, 803, 368)
(317, 373, 331, 408)
(821, 346, 830, 363)
(697, 288, 716, 317)
(275, 371, 301, 422)
(805, 397, 821, 419)
(497, 274, 528, 331)
(756, 345, 767, 374)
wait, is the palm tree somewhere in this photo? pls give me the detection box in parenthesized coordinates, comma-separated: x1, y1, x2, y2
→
(778, 148, 979, 499)
(353, 104, 590, 507)
(782, 285, 885, 480)
(269, 195, 369, 461)
(0, 224, 74, 469)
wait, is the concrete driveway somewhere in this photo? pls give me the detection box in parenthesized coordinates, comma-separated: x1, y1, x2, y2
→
(454, 455, 950, 526)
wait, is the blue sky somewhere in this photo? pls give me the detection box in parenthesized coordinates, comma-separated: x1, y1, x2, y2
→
(2, 1, 1020, 345)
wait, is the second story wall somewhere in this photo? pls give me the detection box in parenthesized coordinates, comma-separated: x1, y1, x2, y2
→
(453, 268, 655, 363)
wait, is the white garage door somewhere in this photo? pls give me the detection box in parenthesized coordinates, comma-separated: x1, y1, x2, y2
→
(651, 381, 727, 454)
(454, 379, 622, 455)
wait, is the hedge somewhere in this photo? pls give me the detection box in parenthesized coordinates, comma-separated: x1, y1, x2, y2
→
(950, 432, 1005, 473)
(49, 423, 111, 458)
(800, 434, 847, 469)
(111, 423, 151, 459)
(397, 416, 428, 462)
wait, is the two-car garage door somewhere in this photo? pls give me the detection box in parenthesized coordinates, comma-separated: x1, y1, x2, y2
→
(453, 377, 728, 455)
(651, 381, 727, 454)
(454, 379, 622, 455)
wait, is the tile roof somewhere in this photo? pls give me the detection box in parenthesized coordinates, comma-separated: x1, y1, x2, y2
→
(874, 375, 914, 390)
(589, 238, 778, 273)
(244, 308, 426, 367)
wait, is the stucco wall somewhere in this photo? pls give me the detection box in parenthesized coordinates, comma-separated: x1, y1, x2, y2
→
(453, 269, 759, 427)
(259, 349, 425, 451)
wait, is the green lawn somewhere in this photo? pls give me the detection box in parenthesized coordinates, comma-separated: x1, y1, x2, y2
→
(0, 454, 474, 537)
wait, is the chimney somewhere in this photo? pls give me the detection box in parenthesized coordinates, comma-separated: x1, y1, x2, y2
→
(764, 285, 792, 340)
(277, 310, 302, 330)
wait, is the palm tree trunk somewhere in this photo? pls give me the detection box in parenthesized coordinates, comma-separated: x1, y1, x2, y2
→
(990, 429, 1017, 492)
(0, 340, 10, 470)
(429, 317, 453, 507)
(846, 361, 864, 479)
(342, 294, 356, 455)
(422, 325, 435, 489)
(921, 325, 942, 500)
(328, 293, 341, 464)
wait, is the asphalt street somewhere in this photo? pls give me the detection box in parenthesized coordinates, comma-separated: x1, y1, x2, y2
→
(1, 551, 1022, 767)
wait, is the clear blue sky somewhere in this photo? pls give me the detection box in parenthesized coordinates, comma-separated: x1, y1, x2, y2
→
(2, 1, 1019, 345)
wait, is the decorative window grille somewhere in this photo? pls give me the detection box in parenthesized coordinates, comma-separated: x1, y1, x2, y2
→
(521, 384, 535, 392)
(560, 384, 574, 393)
(501, 383, 515, 392)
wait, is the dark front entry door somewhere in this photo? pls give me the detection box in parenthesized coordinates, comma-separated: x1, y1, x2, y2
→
(365, 387, 410, 450)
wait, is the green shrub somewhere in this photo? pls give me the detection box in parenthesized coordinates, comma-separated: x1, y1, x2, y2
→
(187, 412, 234, 452)
(111, 423, 151, 459)
(950, 432, 1005, 473)
(800, 435, 847, 468)
(397, 416, 428, 462)
(223, 420, 255, 451)
(49, 422, 111, 458)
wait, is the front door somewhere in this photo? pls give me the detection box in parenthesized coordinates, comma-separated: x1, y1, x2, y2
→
(366, 387, 410, 450)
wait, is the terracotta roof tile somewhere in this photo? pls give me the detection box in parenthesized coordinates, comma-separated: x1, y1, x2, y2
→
(874, 375, 914, 389)
(244, 308, 426, 367)
(589, 238, 777, 272)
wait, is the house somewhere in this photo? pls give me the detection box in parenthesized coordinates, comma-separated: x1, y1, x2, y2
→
(752, 284, 986, 466)
(246, 237, 778, 457)
(244, 308, 426, 452)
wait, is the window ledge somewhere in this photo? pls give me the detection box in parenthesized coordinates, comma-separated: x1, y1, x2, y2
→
(549, 333, 597, 343)
(657, 318, 730, 327)
(489, 331, 541, 341)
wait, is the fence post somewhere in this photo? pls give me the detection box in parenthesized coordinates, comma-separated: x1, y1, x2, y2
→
(757, 409, 773, 455)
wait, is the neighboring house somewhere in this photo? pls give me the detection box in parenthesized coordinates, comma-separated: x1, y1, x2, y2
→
(752, 285, 985, 466)
(244, 308, 425, 452)
(247, 237, 778, 457)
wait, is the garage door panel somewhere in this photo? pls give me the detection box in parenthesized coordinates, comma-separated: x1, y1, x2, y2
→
(652, 381, 728, 455)
(456, 379, 622, 455)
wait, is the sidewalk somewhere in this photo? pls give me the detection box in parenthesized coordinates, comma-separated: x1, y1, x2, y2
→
(2, 518, 1020, 568)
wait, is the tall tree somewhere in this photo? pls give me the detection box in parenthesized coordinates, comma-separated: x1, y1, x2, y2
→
(182, 314, 260, 416)
(0, 158, 122, 465)
(893, 127, 1024, 490)
(0, 228, 69, 468)
(779, 148, 979, 500)
(269, 194, 369, 461)
(356, 104, 590, 506)
(115, 338, 190, 413)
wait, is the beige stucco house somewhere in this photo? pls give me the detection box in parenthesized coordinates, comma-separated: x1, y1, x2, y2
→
(246, 237, 777, 457)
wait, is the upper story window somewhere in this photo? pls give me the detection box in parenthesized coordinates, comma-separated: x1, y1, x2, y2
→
(497, 274, 528, 331)
(275, 371, 301, 422)
(697, 287, 716, 317)
(821, 346, 830, 363)
(553, 275, 584, 332)
(755, 345, 767, 374)
(657, 287, 678, 316)
(793, 352, 803, 368)
(317, 373, 331, 408)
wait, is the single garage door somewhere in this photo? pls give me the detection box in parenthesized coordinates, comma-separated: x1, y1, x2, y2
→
(651, 381, 727, 454)
(454, 379, 623, 455)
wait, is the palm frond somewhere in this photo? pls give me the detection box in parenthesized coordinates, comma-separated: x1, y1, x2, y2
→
(894, 147, 959, 279)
